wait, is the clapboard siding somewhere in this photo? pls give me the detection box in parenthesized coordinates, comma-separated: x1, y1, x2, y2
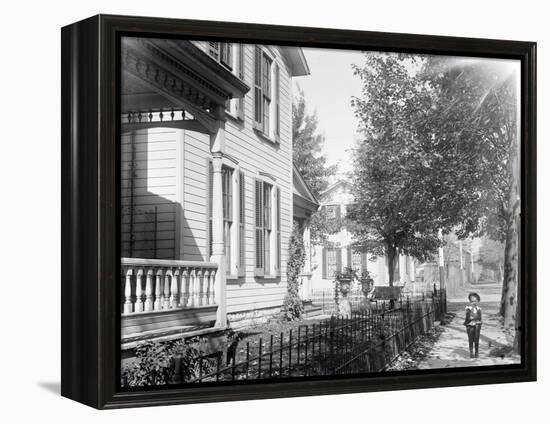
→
(121, 128, 179, 260)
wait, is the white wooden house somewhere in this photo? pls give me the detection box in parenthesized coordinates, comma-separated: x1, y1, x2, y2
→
(120, 37, 317, 348)
(310, 180, 416, 291)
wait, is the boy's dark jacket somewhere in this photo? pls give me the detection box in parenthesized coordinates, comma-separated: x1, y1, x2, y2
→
(464, 306, 482, 326)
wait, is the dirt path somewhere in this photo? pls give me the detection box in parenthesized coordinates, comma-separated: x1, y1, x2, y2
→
(417, 285, 520, 369)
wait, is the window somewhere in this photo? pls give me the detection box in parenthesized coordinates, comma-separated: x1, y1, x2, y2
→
(207, 162, 239, 276)
(254, 47, 280, 138)
(322, 247, 342, 279)
(255, 179, 280, 277)
(208, 42, 232, 71)
(350, 249, 367, 274)
(324, 205, 341, 222)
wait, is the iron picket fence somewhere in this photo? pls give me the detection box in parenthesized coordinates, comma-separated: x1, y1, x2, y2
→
(179, 289, 446, 383)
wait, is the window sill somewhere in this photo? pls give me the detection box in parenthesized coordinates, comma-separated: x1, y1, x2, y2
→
(253, 128, 280, 145)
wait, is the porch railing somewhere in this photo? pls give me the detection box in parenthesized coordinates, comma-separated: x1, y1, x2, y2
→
(121, 258, 218, 314)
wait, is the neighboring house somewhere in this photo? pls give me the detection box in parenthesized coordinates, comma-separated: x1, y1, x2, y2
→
(120, 38, 317, 348)
(310, 180, 415, 291)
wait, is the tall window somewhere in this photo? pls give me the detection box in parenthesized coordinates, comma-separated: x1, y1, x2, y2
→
(322, 247, 342, 279)
(263, 182, 272, 272)
(255, 179, 280, 277)
(208, 42, 232, 71)
(254, 47, 279, 138)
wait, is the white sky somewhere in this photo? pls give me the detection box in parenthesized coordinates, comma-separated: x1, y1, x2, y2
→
(293, 48, 365, 175)
(293, 49, 520, 177)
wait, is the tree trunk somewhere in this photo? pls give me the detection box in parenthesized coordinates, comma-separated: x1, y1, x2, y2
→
(500, 119, 520, 350)
(386, 244, 397, 287)
(499, 235, 510, 316)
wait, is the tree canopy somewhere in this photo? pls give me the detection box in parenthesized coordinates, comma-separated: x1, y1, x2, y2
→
(292, 89, 337, 198)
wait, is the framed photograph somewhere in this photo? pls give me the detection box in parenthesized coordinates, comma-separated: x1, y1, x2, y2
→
(61, 14, 536, 409)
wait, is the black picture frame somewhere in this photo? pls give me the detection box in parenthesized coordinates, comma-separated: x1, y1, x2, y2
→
(61, 14, 537, 409)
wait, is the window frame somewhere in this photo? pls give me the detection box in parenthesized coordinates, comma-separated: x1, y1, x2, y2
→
(253, 46, 280, 141)
(254, 177, 281, 278)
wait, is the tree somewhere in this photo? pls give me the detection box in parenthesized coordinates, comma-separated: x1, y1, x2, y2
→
(292, 89, 337, 197)
(292, 89, 338, 244)
(419, 57, 520, 345)
(348, 53, 453, 285)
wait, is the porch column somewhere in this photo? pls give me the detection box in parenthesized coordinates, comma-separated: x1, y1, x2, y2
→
(210, 115, 227, 328)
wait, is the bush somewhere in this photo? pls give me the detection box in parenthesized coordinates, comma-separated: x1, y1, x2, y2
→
(121, 339, 215, 387)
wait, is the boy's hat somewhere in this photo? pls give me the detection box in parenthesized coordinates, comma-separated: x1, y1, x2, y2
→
(468, 292, 481, 302)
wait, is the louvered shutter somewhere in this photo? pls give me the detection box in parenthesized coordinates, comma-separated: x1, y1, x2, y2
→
(274, 62, 280, 140)
(253, 47, 263, 129)
(276, 187, 281, 274)
(254, 179, 264, 276)
(322, 247, 327, 279)
(209, 42, 220, 60)
(238, 172, 246, 276)
(347, 248, 352, 270)
(236, 45, 245, 120)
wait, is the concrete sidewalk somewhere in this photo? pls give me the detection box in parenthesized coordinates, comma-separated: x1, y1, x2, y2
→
(417, 285, 520, 369)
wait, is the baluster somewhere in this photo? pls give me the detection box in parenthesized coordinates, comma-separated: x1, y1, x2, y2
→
(124, 268, 133, 313)
(189, 268, 197, 307)
(209, 269, 216, 305)
(135, 268, 144, 312)
(181, 268, 189, 308)
(203, 269, 210, 305)
(144, 269, 153, 311)
(154, 269, 163, 310)
(172, 268, 181, 308)
(163, 270, 171, 309)
(196, 269, 203, 306)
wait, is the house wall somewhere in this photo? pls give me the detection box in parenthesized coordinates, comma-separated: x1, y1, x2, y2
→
(121, 43, 295, 321)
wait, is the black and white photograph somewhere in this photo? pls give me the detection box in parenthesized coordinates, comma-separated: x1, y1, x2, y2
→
(119, 36, 522, 387)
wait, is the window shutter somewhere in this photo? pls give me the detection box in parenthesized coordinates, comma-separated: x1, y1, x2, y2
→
(238, 172, 246, 276)
(274, 62, 280, 140)
(347, 248, 352, 271)
(336, 248, 342, 274)
(322, 247, 327, 279)
(207, 160, 213, 258)
(253, 46, 262, 129)
(236, 45, 245, 121)
(276, 187, 281, 274)
(254, 179, 264, 276)
(208, 42, 220, 60)
(238, 44, 245, 80)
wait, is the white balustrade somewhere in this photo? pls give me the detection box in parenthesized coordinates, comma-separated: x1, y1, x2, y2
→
(121, 258, 218, 314)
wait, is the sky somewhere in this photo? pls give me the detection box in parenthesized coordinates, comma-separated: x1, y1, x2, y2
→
(293, 49, 520, 178)
(293, 48, 365, 175)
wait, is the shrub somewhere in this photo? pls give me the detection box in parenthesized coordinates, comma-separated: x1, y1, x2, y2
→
(121, 339, 215, 387)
